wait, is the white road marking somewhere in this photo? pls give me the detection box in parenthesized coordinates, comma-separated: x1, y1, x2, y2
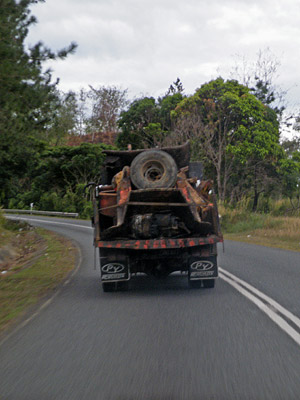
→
(5, 215, 300, 347)
(220, 268, 300, 347)
(6, 216, 93, 230)
(220, 268, 300, 330)
(0, 241, 83, 347)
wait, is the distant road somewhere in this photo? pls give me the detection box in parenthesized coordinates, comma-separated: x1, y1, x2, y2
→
(1, 215, 300, 400)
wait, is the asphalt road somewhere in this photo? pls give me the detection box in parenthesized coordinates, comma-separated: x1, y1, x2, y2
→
(1, 216, 300, 400)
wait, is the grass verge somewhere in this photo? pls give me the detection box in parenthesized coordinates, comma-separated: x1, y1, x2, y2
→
(0, 227, 77, 333)
(220, 209, 300, 252)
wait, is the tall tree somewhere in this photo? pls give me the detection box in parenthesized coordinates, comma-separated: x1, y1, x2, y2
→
(116, 97, 159, 149)
(158, 93, 184, 131)
(165, 77, 184, 96)
(280, 134, 300, 210)
(87, 85, 128, 142)
(169, 78, 281, 203)
(229, 48, 287, 119)
(116, 80, 185, 149)
(0, 0, 76, 204)
(47, 91, 79, 146)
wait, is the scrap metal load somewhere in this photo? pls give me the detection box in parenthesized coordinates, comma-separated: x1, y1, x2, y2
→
(90, 142, 223, 292)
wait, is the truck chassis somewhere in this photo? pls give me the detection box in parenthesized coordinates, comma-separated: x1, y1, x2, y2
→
(89, 142, 223, 292)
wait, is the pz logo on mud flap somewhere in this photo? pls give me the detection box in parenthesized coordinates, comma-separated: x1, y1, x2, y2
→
(191, 261, 214, 271)
(102, 263, 125, 274)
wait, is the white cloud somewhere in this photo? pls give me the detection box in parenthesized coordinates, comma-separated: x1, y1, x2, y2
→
(26, 0, 300, 114)
(207, 5, 263, 31)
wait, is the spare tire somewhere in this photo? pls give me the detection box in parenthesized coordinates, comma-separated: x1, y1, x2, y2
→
(130, 150, 178, 189)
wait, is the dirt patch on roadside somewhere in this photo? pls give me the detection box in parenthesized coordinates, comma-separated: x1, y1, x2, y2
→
(0, 226, 47, 277)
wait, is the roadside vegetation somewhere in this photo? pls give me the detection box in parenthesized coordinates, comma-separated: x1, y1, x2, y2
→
(0, 212, 77, 333)
(0, 3, 299, 265)
(220, 200, 300, 252)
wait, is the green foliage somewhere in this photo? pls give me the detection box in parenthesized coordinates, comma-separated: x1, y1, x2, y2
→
(116, 83, 185, 149)
(143, 123, 164, 146)
(46, 91, 79, 145)
(278, 157, 300, 199)
(6, 143, 112, 217)
(0, 138, 48, 205)
(0, 208, 6, 228)
(117, 97, 159, 149)
(281, 136, 300, 155)
(269, 199, 291, 216)
(0, 228, 76, 332)
(172, 77, 281, 204)
(36, 143, 109, 189)
(0, 0, 76, 205)
(220, 202, 284, 233)
(166, 78, 184, 96)
(220, 195, 300, 223)
(158, 92, 184, 131)
(0, 207, 27, 231)
(220, 208, 266, 233)
(279, 136, 300, 205)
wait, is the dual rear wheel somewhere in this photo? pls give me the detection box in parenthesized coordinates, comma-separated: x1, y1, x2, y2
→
(189, 279, 215, 289)
(102, 279, 215, 291)
(102, 281, 129, 292)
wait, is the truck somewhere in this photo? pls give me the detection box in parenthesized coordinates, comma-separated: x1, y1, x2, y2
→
(88, 142, 223, 292)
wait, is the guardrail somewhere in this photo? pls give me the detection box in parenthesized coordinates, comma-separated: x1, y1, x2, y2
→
(3, 209, 79, 218)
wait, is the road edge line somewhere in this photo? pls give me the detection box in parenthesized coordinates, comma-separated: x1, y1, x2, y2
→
(6, 216, 92, 230)
(220, 272, 300, 347)
(220, 267, 300, 330)
(0, 240, 83, 347)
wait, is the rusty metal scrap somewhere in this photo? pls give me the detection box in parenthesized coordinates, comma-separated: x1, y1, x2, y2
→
(96, 147, 222, 242)
(103, 141, 190, 171)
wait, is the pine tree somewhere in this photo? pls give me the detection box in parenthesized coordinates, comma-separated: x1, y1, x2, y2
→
(0, 0, 77, 204)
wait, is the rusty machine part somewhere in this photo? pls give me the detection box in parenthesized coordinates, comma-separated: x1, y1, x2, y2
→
(131, 212, 190, 239)
(97, 160, 218, 240)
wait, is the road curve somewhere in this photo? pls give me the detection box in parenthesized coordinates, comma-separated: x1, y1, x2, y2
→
(1, 215, 300, 400)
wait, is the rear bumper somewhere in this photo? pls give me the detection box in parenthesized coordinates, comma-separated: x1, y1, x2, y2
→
(97, 234, 223, 250)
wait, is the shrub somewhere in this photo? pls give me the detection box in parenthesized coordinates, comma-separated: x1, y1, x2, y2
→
(0, 207, 6, 228)
(220, 208, 266, 233)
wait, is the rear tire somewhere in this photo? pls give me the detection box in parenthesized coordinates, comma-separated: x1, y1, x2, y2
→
(102, 281, 129, 292)
(189, 280, 202, 289)
(102, 282, 116, 292)
(117, 281, 129, 291)
(203, 279, 215, 289)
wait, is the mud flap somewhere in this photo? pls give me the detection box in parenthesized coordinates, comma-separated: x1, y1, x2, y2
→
(188, 255, 218, 281)
(100, 258, 130, 282)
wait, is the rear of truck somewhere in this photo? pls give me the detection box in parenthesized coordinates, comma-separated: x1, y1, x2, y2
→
(90, 142, 223, 292)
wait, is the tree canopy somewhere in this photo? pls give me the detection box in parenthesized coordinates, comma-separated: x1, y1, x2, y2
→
(170, 78, 281, 204)
(1, 12, 299, 217)
(0, 0, 76, 203)
(116, 85, 184, 149)
(8, 143, 112, 216)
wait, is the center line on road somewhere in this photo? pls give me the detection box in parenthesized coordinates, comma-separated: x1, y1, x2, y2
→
(220, 268, 300, 347)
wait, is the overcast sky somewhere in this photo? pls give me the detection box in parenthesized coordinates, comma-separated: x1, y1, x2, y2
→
(27, 0, 300, 133)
